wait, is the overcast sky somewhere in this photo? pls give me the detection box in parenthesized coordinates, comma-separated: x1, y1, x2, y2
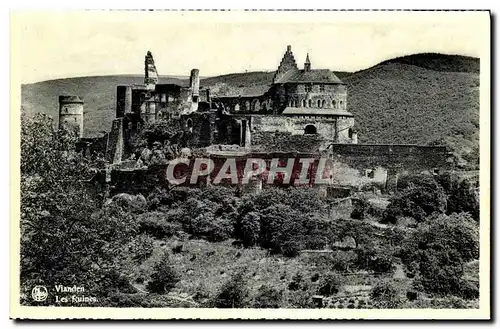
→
(12, 11, 488, 84)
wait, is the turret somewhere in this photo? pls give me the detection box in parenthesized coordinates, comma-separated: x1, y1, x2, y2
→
(304, 53, 311, 72)
(59, 95, 84, 138)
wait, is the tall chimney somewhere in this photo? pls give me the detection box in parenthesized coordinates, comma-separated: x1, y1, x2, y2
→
(190, 69, 200, 97)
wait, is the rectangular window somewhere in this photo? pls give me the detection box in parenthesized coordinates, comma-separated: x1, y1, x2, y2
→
(319, 85, 325, 92)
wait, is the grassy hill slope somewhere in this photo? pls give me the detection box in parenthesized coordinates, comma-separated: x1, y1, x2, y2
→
(20, 53, 479, 165)
(21, 75, 188, 137)
(344, 54, 479, 166)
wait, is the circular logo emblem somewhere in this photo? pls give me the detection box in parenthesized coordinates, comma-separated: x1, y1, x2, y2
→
(31, 286, 48, 302)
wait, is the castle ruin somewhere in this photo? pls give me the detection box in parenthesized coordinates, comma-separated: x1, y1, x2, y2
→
(61, 47, 450, 194)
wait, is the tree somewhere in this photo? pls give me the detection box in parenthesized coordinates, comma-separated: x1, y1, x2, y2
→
(330, 218, 375, 249)
(400, 213, 479, 297)
(383, 173, 447, 224)
(259, 204, 305, 256)
(213, 271, 248, 308)
(20, 114, 137, 305)
(252, 285, 283, 308)
(436, 172, 479, 221)
(370, 280, 402, 309)
(317, 273, 340, 296)
(146, 252, 180, 294)
(240, 212, 261, 247)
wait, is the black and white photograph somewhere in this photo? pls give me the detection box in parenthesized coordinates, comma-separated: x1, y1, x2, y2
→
(9, 9, 490, 320)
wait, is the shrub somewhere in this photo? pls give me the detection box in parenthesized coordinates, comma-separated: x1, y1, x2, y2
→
(435, 296, 470, 309)
(288, 272, 304, 291)
(318, 273, 340, 296)
(110, 193, 148, 214)
(355, 248, 395, 274)
(252, 285, 283, 308)
(459, 280, 479, 300)
(137, 212, 182, 239)
(146, 252, 179, 294)
(436, 172, 479, 221)
(128, 234, 154, 263)
(370, 280, 402, 309)
(240, 212, 261, 247)
(330, 251, 357, 272)
(330, 218, 375, 249)
(259, 204, 305, 255)
(213, 271, 248, 308)
(200, 186, 236, 204)
(400, 213, 479, 297)
(351, 197, 368, 220)
(190, 212, 233, 242)
(383, 173, 447, 224)
(281, 239, 302, 257)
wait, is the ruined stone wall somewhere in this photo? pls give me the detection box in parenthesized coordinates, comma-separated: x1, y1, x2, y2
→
(125, 86, 194, 123)
(251, 115, 355, 145)
(327, 144, 449, 171)
(105, 118, 124, 163)
(100, 143, 450, 195)
(116, 86, 133, 118)
(251, 131, 326, 152)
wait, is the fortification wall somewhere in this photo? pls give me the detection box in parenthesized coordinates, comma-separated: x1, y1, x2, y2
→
(251, 115, 354, 145)
(100, 144, 449, 196)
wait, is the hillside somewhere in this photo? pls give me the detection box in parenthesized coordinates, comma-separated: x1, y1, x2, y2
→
(344, 55, 479, 167)
(379, 53, 479, 74)
(20, 53, 479, 165)
(21, 75, 188, 137)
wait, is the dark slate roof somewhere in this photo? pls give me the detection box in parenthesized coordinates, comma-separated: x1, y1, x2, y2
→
(212, 84, 271, 98)
(282, 107, 353, 117)
(275, 69, 344, 84)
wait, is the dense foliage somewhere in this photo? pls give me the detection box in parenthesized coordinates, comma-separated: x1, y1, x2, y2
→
(20, 114, 137, 305)
(399, 213, 479, 298)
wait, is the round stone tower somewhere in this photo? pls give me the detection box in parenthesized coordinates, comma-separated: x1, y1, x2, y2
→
(59, 95, 84, 138)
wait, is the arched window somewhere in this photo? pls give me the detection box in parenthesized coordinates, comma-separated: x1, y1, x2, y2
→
(348, 128, 353, 139)
(234, 103, 240, 112)
(317, 100, 321, 108)
(245, 100, 251, 111)
(304, 125, 317, 135)
(322, 100, 326, 108)
(308, 99, 312, 108)
(340, 100, 343, 107)
(301, 99, 306, 107)
(252, 99, 260, 112)
(332, 100, 337, 108)
(186, 119, 193, 129)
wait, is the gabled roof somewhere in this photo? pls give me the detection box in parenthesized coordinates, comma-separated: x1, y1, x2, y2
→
(275, 69, 344, 84)
(282, 107, 353, 117)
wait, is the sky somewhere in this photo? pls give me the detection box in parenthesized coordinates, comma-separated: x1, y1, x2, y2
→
(12, 10, 488, 84)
